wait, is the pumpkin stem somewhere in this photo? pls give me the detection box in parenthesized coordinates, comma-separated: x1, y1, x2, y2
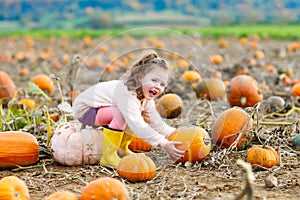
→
(262, 134, 275, 148)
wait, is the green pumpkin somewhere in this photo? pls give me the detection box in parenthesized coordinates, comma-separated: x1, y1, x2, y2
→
(292, 134, 300, 150)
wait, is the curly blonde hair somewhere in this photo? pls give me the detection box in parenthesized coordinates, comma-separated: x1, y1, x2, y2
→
(122, 49, 170, 94)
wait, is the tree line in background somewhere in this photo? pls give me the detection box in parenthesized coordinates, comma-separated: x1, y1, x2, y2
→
(1, 0, 300, 29)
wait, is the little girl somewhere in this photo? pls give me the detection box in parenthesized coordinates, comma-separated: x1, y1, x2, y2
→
(72, 49, 184, 168)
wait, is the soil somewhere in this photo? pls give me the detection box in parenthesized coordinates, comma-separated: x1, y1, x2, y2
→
(0, 30, 300, 199)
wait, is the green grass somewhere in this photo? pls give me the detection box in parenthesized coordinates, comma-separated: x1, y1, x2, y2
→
(187, 24, 300, 40)
(0, 24, 300, 40)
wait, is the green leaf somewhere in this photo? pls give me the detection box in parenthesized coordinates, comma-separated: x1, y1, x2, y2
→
(27, 82, 52, 103)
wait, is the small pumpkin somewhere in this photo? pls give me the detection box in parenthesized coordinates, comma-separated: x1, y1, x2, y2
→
(0, 70, 16, 99)
(246, 145, 279, 168)
(50, 120, 102, 166)
(19, 98, 36, 110)
(168, 126, 211, 163)
(253, 50, 265, 59)
(156, 93, 183, 119)
(218, 39, 228, 48)
(194, 78, 226, 101)
(292, 134, 300, 150)
(209, 54, 223, 64)
(226, 75, 263, 108)
(266, 96, 285, 112)
(182, 70, 202, 84)
(117, 153, 156, 182)
(45, 190, 78, 200)
(80, 177, 129, 200)
(128, 136, 152, 152)
(0, 131, 39, 169)
(265, 64, 277, 74)
(31, 74, 54, 95)
(125, 126, 151, 152)
(239, 37, 248, 46)
(0, 176, 30, 200)
(211, 107, 253, 149)
(177, 59, 190, 68)
(291, 82, 300, 96)
(211, 70, 222, 79)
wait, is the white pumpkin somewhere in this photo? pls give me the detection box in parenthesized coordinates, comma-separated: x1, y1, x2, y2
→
(50, 120, 102, 166)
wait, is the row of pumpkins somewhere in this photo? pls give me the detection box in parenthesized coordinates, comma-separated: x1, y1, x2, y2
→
(0, 106, 281, 178)
(0, 109, 282, 200)
(0, 175, 130, 200)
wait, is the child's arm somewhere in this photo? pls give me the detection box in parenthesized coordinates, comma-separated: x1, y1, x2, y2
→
(144, 100, 176, 137)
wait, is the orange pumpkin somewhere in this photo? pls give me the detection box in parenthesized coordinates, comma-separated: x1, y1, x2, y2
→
(156, 93, 183, 119)
(18, 67, 29, 77)
(117, 153, 156, 182)
(265, 64, 277, 74)
(45, 190, 78, 200)
(177, 59, 190, 68)
(218, 39, 228, 48)
(19, 98, 36, 110)
(246, 145, 279, 168)
(211, 107, 253, 149)
(291, 82, 300, 96)
(182, 70, 202, 84)
(253, 50, 265, 59)
(211, 70, 222, 79)
(0, 131, 39, 169)
(226, 75, 263, 108)
(168, 126, 211, 163)
(69, 90, 80, 104)
(50, 121, 102, 166)
(194, 78, 226, 101)
(209, 54, 223, 64)
(128, 136, 151, 152)
(0, 70, 16, 99)
(0, 176, 30, 200)
(31, 74, 54, 95)
(239, 37, 248, 46)
(80, 177, 129, 200)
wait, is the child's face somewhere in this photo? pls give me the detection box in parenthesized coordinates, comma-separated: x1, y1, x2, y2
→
(140, 68, 168, 100)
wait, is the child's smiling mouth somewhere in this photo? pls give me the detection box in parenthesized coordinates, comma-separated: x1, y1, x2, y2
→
(148, 89, 158, 97)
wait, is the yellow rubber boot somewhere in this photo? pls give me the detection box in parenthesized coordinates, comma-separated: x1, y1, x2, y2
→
(120, 132, 134, 154)
(100, 126, 123, 168)
(119, 126, 135, 157)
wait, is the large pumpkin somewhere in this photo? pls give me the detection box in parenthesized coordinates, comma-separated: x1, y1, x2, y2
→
(156, 93, 183, 119)
(246, 145, 279, 168)
(0, 131, 39, 169)
(50, 120, 102, 166)
(211, 107, 253, 149)
(117, 153, 156, 182)
(226, 75, 263, 108)
(80, 177, 129, 200)
(0, 70, 16, 99)
(194, 78, 226, 101)
(0, 176, 30, 200)
(168, 126, 211, 163)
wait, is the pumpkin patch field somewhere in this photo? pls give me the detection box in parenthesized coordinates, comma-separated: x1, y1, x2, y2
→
(0, 29, 300, 199)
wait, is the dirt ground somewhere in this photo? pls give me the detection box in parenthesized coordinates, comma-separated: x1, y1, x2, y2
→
(0, 29, 300, 199)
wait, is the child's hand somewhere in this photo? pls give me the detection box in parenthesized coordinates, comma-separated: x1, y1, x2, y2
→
(142, 111, 151, 124)
(164, 141, 185, 161)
